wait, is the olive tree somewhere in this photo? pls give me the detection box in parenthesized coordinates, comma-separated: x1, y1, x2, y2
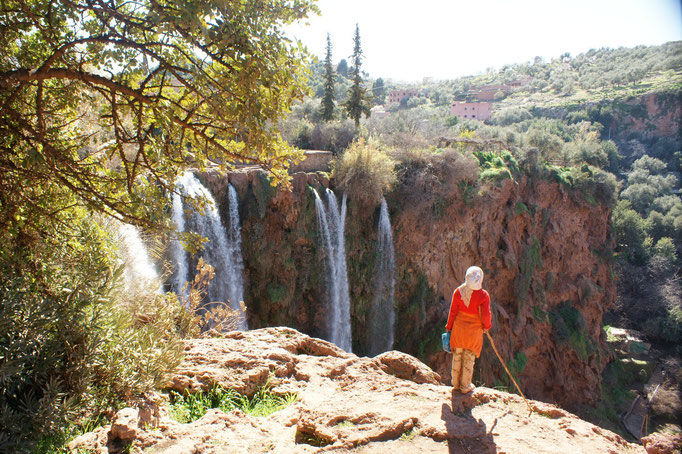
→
(0, 0, 316, 239)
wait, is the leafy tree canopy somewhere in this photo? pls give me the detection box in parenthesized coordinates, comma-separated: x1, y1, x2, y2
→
(0, 0, 317, 245)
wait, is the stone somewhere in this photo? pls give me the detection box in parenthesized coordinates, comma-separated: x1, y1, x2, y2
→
(109, 408, 139, 441)
(642, 431, 682, 454)
(75, 328, 645, 453)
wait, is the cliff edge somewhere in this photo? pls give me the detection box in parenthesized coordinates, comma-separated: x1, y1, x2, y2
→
(70, 328, 644, 453)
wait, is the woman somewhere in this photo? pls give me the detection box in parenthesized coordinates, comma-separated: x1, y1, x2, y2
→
(445, 266, 492, 393)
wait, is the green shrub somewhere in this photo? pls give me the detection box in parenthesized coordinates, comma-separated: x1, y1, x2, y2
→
(491, 107, 532, 126)
(571, 165, 619, 207)
(508, 352, 527, 379)
(480, 166, 513, 182)
(611, 200, 652, 264)
(653, 237, 677, 260)
(515, 201, 529, 216)
(474, 150, 519, 183)
(267, 283, 288, 303)
(0, 215, 187, 451)
(643, 305, 682, 344)
(550, 301, 598, 360)
(514, 237, 543, 308)
(332, 138, 397, 208)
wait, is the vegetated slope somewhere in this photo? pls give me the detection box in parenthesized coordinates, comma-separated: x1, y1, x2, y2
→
(69, 328, 644, 453)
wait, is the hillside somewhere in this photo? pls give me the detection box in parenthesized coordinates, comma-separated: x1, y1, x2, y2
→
(68, 328, 647, 453)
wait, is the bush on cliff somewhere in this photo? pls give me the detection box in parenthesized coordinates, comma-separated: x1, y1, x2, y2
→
(475, 150, 520, 183)
(0, 216, 188, 451)
(332, 139, 397, 207)
(389, 147, 479, 215)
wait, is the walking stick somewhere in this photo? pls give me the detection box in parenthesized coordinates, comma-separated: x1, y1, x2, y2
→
(485, 331, 534, 417)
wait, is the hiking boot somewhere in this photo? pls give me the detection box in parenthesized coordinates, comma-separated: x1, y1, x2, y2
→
(460, 383, 475, 394)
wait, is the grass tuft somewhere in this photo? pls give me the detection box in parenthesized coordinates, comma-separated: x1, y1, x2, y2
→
(169, 383, 297, 423)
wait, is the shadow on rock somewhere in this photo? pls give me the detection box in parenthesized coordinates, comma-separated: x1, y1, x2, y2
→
(438, 389, 496, 454)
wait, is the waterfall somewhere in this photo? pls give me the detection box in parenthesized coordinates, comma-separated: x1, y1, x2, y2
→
(224, 183, 247, 330)
(173, 172, 248, 329)
(170, 191, 188, 302)
(116, 223, 162, 295)
(369, 197, 396, 355)
(313, 188, 352, 352)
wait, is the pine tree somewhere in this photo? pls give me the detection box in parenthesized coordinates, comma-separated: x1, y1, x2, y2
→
(345, 24, 371, 127)
(372, 78, 386, 105)
(321, 33, 336, 121)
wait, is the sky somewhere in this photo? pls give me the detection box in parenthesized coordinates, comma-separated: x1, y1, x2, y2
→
(285, 0, 682, 82)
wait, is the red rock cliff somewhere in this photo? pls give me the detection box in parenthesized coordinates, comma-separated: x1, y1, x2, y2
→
(200, 166, 615, 409)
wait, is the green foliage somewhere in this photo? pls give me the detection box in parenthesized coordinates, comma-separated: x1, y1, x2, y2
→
(344, 24, 372, 126)
(321, 34, 336, 122)
(621, 156, 678, 214)
(399, 428, 418, 441)
(0, 216, 186, 451)
(372, 78, 387, 105)
(514, 237, 543, 307)
(33, 415, 109, 454)
(514, 201, 529, 216)
(585, 359, 637, 437)
(550, 301, 597, 360)
(457, 180, 477, 206)
(332, 139, 397, 208)
(0, 0, 315, 244)
(611, 200, 652, 264)
(267, 283, 288, 303)
(643, 305, 682, 344)
(491, 107, 533, 126)
(533, 306, 548, 322)
(507, 352, 527, 383)
(653, 237, 677, 260)
(445, 115, 459, 127)
(169, 384, 297, 423)
(474, 150, 519, 183)
(571, 165, 619, 207)
(544, 164, 618, 207)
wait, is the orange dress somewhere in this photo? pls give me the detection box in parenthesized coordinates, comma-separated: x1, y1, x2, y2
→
(445, 288, 491, 357)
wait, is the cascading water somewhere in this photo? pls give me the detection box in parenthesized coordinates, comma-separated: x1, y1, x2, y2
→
(170, 191, 188, 302)
(117, 223, 162, 295)
(368, 197, 396, 355)
(224, 183, 247, 330)
(172, 172, 248, 329)
(313, 188, 352, 352)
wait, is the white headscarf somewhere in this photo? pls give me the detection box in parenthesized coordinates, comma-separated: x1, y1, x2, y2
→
(458, 266, 484, 307)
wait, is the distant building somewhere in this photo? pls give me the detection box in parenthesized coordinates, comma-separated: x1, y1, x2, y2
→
(475, 89, 499, 101)
(449, 102, 492, 121)
(472, 84, 510, 101)
(387, 89, 421, 104)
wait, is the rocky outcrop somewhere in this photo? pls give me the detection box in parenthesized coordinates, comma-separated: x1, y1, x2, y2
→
(641, 432, 682, 454)
(613, 91, 681, 139)
(70, 328, 643, 453)
(197, 162, 615, 408)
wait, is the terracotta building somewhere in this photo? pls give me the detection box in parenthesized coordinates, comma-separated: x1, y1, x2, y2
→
(449, 102, 492, 121)
(387, 89, 420, 104)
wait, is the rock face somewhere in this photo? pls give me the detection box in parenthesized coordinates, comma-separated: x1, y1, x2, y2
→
(71, 328, 643, 453)
(199, 166, 615, 409)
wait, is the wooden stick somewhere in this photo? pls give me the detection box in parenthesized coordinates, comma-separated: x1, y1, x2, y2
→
(485, 331, 534, 417)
